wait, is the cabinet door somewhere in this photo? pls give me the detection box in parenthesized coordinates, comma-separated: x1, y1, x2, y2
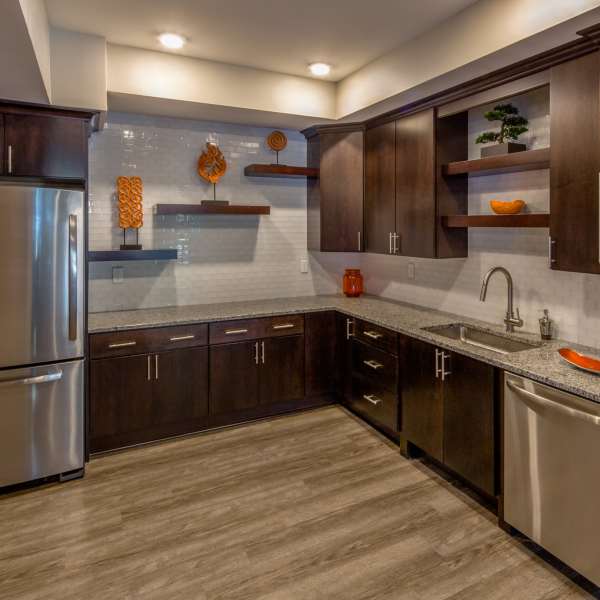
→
(4, 113, 87, 179)
(209, 341, 259, 415)
(401, 337, 443, 461)
(0, 115, 4, 175)
(319, 131, 364, 252)
(365, 121, 396, 254)
(305, 311, 336, 397)
(443, 352, 496, 496)
(396, 110, 436, 258)
(90, 354, 154, 448)
(259, 335, 305, 405)
(550, 51, 600, 274)
(153, 347, 209, 426)
(335, 313, 354, 403)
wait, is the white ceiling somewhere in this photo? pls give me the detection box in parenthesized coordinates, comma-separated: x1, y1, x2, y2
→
(45, 0, 480, 81)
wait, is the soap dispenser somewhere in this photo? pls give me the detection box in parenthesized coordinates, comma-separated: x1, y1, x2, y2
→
(539, 309, 553, 341)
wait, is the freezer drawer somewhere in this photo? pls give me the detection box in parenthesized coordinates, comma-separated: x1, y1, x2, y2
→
(0, 184, 84, 368)
(0, 360, 84, 487)
(504, 373, 600, 586)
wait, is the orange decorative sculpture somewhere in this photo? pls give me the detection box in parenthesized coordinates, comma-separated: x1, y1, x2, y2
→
(116, 176, 144, 249)
(267, 130, 287, 164)
(197, 142, 227, 184)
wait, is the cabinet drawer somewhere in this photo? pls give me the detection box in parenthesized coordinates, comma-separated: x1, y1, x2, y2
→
(349, 375, 399, 434)
(352, 340, 398, 393)
(90, 323, 208, 359)
(263, 314, 304, 338)
(355, 319, 398, 355)
(209, 318, 265, 345)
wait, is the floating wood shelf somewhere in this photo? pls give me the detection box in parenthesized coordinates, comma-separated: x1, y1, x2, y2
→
(88, 249, 178, 262)
(154, 204, 270, 215)
(443, 214, 550, 228)
(443, 148, 550, 177)
(244, 164, 319, 178)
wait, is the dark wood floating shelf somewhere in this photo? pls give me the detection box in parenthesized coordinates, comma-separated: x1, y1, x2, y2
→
(244, 164, 319, 178)
(88, 249, 179, 262)
(155, 204, 270, 215)
(443, 148, 550, 177)
(443, 213, 550, 228)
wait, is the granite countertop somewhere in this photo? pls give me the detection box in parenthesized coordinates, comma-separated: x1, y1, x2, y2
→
(88, 294, 600, 403)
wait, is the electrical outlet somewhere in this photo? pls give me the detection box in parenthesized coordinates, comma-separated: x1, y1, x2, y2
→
(112, 266, 124, 283)
(300, 258, 309, 273)
(408, 262, 415, 280)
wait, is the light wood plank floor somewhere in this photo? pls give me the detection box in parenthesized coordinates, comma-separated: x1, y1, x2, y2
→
(0, 406, 596, 600)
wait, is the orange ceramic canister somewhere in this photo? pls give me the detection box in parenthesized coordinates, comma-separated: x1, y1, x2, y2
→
(343, 269, 364, 297)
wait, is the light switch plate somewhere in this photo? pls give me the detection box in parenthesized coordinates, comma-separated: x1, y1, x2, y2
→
(112, 266, 124, 283)
(408, 262, 415, 280)
(300, 258, 309, 273)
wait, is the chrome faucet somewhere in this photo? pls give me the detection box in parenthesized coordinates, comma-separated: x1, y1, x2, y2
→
(479, 266, 524, 333)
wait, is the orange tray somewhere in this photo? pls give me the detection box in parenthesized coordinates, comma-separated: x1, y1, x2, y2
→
(558, 347, 600, 374)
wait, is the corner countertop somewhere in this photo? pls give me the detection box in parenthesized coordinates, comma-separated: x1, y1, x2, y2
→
(88, 294, 600, 403)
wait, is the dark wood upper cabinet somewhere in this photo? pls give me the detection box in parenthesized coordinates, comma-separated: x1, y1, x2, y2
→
(4, 113, 87, 180)
(210, 341, 260, 415)
(402, 336, 443, 461)
(0, 115, 4, 176)
(550, 51, 600, 274)
(153, 347, 209, 426)
(305, 127, 364, 252)
(259, 335, 305, 405)
(305, 311, 337, 398)
(443, 352, 496, 497)
(365, 121, 396, 254)
(396, 109, 436, 258)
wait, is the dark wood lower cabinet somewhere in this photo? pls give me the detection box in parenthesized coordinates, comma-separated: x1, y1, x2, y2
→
(259, 336, 305, 405)
(153, 348, 209, 425)
(402, 337, 443, 461)
(335, 313, 354, 402)
(209, 341, 260, 415)
(305, 311, 337, 397)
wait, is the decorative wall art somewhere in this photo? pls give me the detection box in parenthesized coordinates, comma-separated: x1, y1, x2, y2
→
(197, 142, 227, 204)
(266, 130, 288, 164)
(116, 175, 144, 249)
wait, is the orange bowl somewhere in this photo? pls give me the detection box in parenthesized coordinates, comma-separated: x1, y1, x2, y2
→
(490, 200, 526, 215)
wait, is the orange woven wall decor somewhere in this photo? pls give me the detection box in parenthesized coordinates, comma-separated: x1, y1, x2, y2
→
(267, 130, 287, 153)
(197, 142, 227, 184)
(117, 176, 144, 229)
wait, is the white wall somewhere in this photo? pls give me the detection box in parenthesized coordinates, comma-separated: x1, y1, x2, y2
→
(50, 28, 107, 111)
(88, 112, 343, 312)
(18, 0, 51, 99)
(337, 0, 600, 118)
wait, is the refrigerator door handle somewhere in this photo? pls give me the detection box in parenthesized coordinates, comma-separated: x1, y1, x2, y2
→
(0, 370, 63, 387)
(68, 214, 78, 341)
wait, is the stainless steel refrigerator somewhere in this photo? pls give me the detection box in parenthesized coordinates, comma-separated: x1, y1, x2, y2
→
(0, 184, 85, 487)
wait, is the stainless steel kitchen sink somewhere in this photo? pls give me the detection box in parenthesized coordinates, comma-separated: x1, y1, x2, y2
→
(423, 323, 541, 354)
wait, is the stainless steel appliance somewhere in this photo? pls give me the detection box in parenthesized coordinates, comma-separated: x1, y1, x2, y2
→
(0, 184, 84, 487)
(504, 373, 600, 586)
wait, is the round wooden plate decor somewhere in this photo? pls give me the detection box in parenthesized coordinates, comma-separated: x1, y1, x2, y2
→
(558, 347, 600, 375)
(267, 130, 287, 153)
(197, 142, 227, 184)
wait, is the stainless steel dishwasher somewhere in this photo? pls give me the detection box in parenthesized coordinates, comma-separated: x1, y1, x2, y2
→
(504, 373, 600, 586)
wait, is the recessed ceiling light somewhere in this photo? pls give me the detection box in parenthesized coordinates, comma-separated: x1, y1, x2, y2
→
(159, 33, 186, 50)
(309, 62, 331, 77)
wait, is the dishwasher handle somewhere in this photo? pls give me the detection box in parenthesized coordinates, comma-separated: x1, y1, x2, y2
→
(506, 380, 600, 426)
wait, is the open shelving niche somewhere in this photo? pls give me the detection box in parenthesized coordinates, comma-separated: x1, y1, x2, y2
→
(438, 85, 551, 231)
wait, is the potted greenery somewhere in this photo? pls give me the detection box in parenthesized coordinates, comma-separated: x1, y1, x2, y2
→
(476, 103, 529, 157)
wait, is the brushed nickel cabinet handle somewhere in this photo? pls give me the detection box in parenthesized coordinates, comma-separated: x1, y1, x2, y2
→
(169, 334, 195, 342)
(273, 323, 295, 330)
(435, 348, 441, 379)
(389, 232, 393, 254)
(346, 318, 354, 340)
(7, 145, 12, 174)
(254, 341, 259, 365)
(363, 330, 383, 340)
(441, 352, 451, 381)
(363, 394, 382, 406)
(108, 341, 137, 348)
(225, 328, 249, 335)
(261, 340, 265, 364)
(363, 359, 383, 370)
(147, 355, 151, 381)
(357, 231, 361, 251)
(155, 354, 159, 380)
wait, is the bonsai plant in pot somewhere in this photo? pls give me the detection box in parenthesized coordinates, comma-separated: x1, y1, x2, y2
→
(476, 103, 529, 157)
